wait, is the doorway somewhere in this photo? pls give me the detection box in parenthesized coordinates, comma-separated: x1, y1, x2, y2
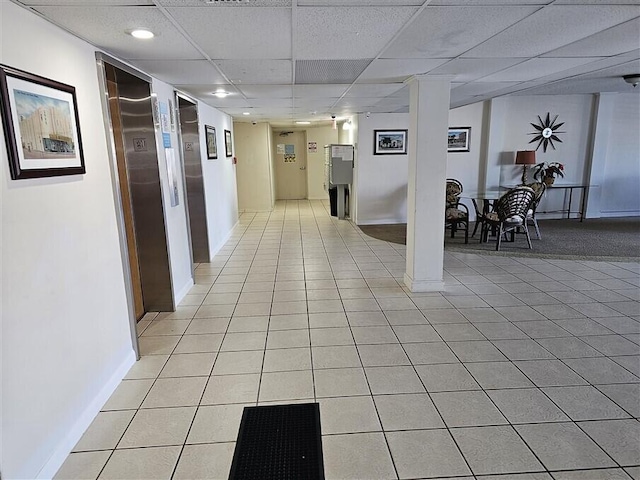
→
(102, 60, 174, 319)
(176, 95, 210, 264)
(274, 130, 307, 199)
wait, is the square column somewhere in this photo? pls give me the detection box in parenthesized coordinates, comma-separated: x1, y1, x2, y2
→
(404, 75, 451, 292)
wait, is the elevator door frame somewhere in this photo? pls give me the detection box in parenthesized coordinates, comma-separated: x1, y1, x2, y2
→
(95, 53, 175, 358)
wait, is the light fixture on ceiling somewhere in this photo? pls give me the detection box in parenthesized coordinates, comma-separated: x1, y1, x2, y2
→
(212, 89, 230, 98)
(295, 121, 310, 125)
(129, 29, 154, 39)
(342, 120, 352, 131)
(242, 112, 250, 116)
(623, 74, 640, 87)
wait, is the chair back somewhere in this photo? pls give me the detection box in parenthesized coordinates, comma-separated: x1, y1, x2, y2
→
(526, 181, 546, 209)
(494, 186, 535, 223)
(446, 179, 463, 207)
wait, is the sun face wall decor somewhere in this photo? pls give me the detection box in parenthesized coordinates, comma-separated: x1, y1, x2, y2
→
(529, 112, 565, 152)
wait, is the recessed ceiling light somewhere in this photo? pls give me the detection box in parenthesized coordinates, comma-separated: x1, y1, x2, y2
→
(130, 29, 154, 39)
(242, 112, 250, 116)
(212, 89, 230, 98)
(295, 121, 311, 125)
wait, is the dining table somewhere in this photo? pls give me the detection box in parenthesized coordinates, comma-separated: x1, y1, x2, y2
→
(460, 188, 506, 239)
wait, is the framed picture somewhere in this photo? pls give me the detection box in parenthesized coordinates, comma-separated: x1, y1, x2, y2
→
(0, 64, 85, 180)
(224, 129, 232, 157)
(374, 129, 407, 155)
(205, 125, 217, 159)
(448, 127, 471, 153)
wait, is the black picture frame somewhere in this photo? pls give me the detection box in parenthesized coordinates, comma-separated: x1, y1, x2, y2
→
(0, 64, 85, 180)
(374, 129, 407, 155)
(448, 127, 471, 153)
(224, 129, 232, 157)
(205, 125, 217, 159)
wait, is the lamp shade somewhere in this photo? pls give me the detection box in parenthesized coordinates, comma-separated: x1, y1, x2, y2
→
(515, 150, 536, 165)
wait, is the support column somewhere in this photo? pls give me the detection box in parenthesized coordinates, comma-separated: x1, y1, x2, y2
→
(404, 75, 451, 292)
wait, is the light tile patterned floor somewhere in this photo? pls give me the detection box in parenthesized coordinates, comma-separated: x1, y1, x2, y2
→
(56, 200, 640, 480)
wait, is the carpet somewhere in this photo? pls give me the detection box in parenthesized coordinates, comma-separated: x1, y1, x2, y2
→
(359, 218, 640, 260)
(229, 403, 324, 480)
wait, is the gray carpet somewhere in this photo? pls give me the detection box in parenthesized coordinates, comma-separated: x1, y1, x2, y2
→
(359, 218, 640, 260)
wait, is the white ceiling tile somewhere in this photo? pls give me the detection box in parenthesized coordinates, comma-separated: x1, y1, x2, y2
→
(33, 6, 203, 60)
(246, 98, 293, 108)
(298, 0, 423, 5)
(293, 85, 350, 97)
(553, 0, 640, 4)
(130, 60, 226, 84)
(429, 0, 548, 3)
(429, 58, 525, 82)
(175, 85, 249, 106)
(214, 60, 292, 84)
(167, 6, 291, 59)
(463, 5, 640, 58)
(159, 0, 291, 5)
(22, 0, 153, 4)
(293, 98, 339, 109)
(478, 57, 605, 82)
(381, 6, 539, 58)
(542, 18, 640, 58)
(358, 58, 450, 83)
(295, 59, 372, 84)
(344, 83, 406, 97)
(295, 6, 418, 59)
(452, 82, 520, 96)
(237, 85, 294, 98)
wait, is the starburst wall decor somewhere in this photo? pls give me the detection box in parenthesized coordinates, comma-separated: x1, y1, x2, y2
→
(529, 113, 565, 152)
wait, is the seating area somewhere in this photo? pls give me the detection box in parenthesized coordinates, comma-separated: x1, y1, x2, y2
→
(446, 179, 542, 251)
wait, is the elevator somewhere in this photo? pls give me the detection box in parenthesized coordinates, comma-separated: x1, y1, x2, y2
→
(99, 58, 174, 320)
(177, 95, 210, 263)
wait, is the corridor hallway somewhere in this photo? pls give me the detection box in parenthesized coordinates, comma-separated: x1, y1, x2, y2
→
(56, 200, 639, 479)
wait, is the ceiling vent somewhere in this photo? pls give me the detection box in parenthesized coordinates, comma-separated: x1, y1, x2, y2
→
(295, 59, 372, 85)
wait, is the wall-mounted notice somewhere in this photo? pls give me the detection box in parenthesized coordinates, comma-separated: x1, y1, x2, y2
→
(285, 144, 295, 154)
(159, 101, 171, 148)
(277, 144, 285, 154)
(308, 142, 317, 153)
(333, 145, 353, 162)
(165, 148, 180, 207)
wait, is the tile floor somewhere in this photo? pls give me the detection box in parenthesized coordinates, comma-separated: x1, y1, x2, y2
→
(55, 200, 640, 480)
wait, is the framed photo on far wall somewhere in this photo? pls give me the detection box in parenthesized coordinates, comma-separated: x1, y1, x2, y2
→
(224, 129, 232, 157)
(0, 64, 85, 180)
(448, 127, 471, 153)
(205, 125, 217, 159)
(374, 129, 407, 155)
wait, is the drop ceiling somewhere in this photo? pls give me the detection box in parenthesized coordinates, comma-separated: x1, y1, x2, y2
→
(14, 0, 640, 126)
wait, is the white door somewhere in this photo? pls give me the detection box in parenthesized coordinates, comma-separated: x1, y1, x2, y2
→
(274, 131, 307, 199)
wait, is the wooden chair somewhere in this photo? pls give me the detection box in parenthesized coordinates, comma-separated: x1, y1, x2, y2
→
(445, 179, 469, 244)
(481, 186, 535, 251)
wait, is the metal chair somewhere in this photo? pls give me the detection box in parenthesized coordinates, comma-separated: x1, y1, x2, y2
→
(524, 181, 546, 239)
(445, 179, 469, 244)
(481, 186, 535, 251)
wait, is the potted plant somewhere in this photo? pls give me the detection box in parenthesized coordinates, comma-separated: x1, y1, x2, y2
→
(533, 161, 564, 185)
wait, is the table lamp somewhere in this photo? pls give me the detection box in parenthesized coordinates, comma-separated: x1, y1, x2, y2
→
(515, 150, 536, 184)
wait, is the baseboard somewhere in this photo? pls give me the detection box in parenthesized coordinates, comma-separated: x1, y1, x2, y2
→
(36, 348, 136, 479)
(356, 218, 407, 226)
(175, 278, 195, 306)
(597, 210, 640, 218)
(209, 220, 239, 261)
(404, 273, 444, 293)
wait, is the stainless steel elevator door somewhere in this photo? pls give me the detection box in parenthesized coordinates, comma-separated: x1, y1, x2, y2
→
(106, 64, 174, 313)
(178, 96, 210, 263)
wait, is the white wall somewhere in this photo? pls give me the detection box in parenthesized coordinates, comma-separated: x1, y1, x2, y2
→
(601, 93, 640, 216)
(353, 93, 638, 225)
(306, 125, 338, 199)
(355, 113, 410, 224)
(152, 81, 193, 304)
(1, 3, 134, 478)
(197, 104, 239, 257)
(234, 122, 274, 211)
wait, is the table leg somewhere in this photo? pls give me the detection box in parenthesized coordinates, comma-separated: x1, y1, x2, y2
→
(568, 187, 573, 220)
(580, 186, 587, 222)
